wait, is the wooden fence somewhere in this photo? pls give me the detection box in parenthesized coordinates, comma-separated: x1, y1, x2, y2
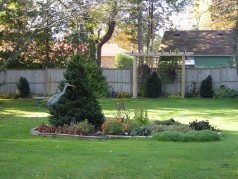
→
(0, 68, 237, 96)
(0, 68, 132, 95)
(164, 68, 238, 95)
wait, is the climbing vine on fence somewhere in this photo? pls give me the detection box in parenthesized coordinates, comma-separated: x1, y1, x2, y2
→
(157, 56, 181, 84)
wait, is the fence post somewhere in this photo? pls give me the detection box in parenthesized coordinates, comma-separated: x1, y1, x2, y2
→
(130, 68, 133, 95)
(1, 71, 7, 94)
(219, 67, 222, 87)
(45, 67, 48, 96)
(181, 55, 185, 98)
(132, 56, 138, 98)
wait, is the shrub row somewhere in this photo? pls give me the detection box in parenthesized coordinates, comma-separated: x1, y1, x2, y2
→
(214, 85, 238, 98)
(152, 130, 221, 142)
(188, 75, 238, 99)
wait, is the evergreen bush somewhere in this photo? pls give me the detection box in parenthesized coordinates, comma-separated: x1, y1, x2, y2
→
(146, 71, 162, 98)
(84, 60, 108, 97)
(49, 55, 105, 128)
(200, 75, 213, 98)
(16, 77, 30, 98)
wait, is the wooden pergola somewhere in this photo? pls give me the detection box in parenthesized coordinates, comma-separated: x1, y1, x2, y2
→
(125, 51, 194, 98)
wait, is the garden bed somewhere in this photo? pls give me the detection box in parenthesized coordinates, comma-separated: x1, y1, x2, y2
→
(31, 118, 222, 142)
(30, 128, 152, 140)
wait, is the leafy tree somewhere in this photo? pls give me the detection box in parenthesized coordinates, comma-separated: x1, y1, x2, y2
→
(0, 0, 99, 71)
(209, 0, 237, 29)
(0, 0, 59, 71)
(0, 0, 192, 71)
(49, 55, 105, 128)
(189, 0, 237, 30)
(116, 0, 191, 53)
(94, 2, 118, 66)
(108, 29, 132, 51)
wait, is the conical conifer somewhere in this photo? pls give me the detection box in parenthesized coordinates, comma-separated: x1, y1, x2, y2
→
(49, 55, 105, 128)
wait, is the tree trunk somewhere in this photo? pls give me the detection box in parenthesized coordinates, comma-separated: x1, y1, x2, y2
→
(149, 1, 154, 52)
(146, 0, 154, 53)
(138, 0, 143, 52)
(137, 0, 144, 63)
(0, 30, 38, 72)
(96, 3, 117, 66)
(0, 12, 51, 72)
(235, 18, 238, 73)
(0, 0, 5, 11)
(45, 0, 50, 68)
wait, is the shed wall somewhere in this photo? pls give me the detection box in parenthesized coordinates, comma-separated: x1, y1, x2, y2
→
(195, 56, 234, 68)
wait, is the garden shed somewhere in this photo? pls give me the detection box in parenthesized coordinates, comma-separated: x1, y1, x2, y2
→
(159, 30, 236, 68)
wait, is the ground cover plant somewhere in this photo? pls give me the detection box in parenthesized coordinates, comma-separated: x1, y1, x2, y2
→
(0, 98, 238, 178)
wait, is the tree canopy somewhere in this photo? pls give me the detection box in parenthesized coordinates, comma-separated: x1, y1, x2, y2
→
(0, 0, 195, 71)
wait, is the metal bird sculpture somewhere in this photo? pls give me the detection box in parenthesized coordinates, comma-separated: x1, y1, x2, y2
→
(46, 83, 74, 108)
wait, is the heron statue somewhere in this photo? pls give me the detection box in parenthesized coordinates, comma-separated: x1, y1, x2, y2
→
(46, 83, 75, 108)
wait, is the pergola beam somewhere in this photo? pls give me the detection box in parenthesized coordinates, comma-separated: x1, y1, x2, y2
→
(126, 51, 194, 98)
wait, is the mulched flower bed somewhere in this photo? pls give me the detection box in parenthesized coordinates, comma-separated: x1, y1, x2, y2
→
(30, 123, 151, 139)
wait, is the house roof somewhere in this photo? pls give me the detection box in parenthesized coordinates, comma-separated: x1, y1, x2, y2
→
(101, 44, 128, 57)
(159, 30, 235, 56)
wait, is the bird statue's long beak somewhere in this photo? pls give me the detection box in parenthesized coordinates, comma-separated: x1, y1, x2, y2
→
(68, 84, 75, 87)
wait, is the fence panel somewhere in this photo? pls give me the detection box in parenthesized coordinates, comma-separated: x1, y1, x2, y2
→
(0, 68, 132, 95)
(0, 68, 237, 96)
(103, 69, 132, 94)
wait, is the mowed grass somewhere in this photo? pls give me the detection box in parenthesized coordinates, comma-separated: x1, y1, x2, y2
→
(0, 98, 238, 178)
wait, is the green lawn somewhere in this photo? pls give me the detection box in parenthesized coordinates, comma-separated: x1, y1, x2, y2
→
(0, 98, 238, 178)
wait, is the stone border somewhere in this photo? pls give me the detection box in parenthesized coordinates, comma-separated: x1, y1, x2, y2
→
(30, 128, 152, 140)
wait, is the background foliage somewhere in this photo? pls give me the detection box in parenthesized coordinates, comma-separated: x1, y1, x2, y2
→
(114, 53, 133, 69)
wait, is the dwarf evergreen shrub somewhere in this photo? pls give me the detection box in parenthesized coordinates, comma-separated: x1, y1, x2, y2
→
(84, 60, 108, 97)
(49, 55, 105, 128)
(200, 75, 213, 98)
(146, 71, 162, 98)
(16, 77, 30, 98)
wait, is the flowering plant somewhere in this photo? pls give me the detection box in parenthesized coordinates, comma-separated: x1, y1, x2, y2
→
(101, 119, 127, 135)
